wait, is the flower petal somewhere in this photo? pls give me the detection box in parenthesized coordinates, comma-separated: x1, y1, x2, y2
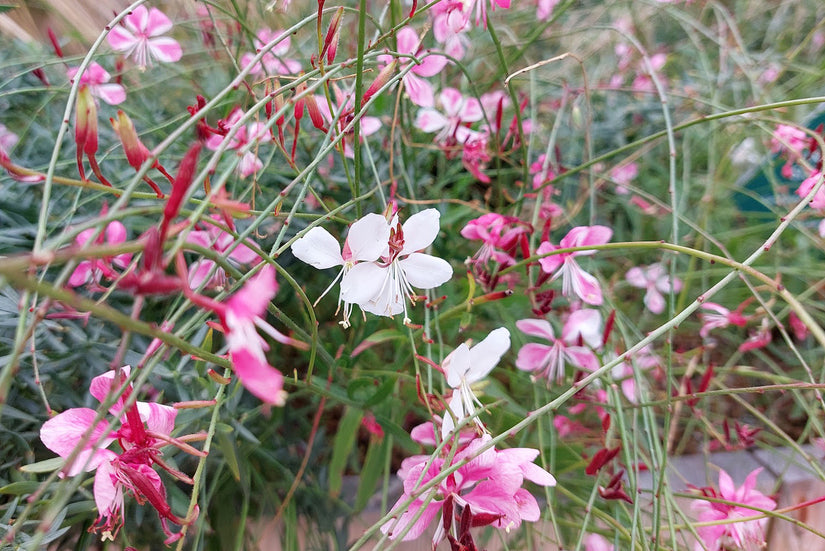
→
(401, 209, 441, 254)
(516, 318, 555, 340)
(291, 227, 344, 269)
(346, 213, 391, 262)
(148, 37, 183, 63)
(230, 346, 287, 405)
(399, 253, 453, 289)
(465, 327, 510, 383)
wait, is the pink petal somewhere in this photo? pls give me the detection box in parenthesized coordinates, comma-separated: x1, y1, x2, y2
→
(40, 408, 115, 469)
(137, 402, 177, 435)
(126, 5, 149, 34)
(561, 309, 602, 348)
(439, 88, 464, 117)
(516, 318, 556, 340)
(145, 7, 173, 36)
(107, 26, 138, 52)
(718, 468, 736, 500)
(148, 37, 183, 63)
(227, 265, 278, 320)
(625, 266, 647, 288)
(565, 346, 599, 371)
(561, 225, 613, 251)
(96, 84, 127, 105)
(228, 241, 261, 265)
(459, 97, 484, 123)
(67, 262, 93, 287)
(230, 346, 286, 405)
(188, 258, 220, 289)
(413, 53, 448, 78)
(415, 109, 448, 133)
(395, 26, 420, 55)
(89, 367, 131, 411)
(644, 288, 665, 314)
(404, 72, 435, 107)
(536, 241, 563, 274)
(515, 343, 552, 372)
(567, 260, 603, 305)
(93, 456, 123, 515)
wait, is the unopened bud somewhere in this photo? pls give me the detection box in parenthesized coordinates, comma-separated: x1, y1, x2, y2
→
(111, 111, 150, 171)
(322, 7, 344, 65)
(362, 61, 396, 107)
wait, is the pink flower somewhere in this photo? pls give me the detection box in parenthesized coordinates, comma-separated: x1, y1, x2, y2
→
(107, 5, 182, 69)
(536, 0, 560, 20)
(186, 216, 262, 289)
(610, 162, 638, 195)
(770, 124, 808, 157)
(625, 262, 682, 314)
(206, 108, 271, 177)
(415, 88, 484, 145)
(340, 209, 453, 323)
(584, 534, 614, 551)
(691, 468, 776, 551)
(381, 26, 448, 107)
(39, 367, 190, 542)
(537, 225, 613, 305)
(0, 123, 18, 155)
(66, 62, 126, 105)
(561, 308, 603, 349)
(67, 217, 132, 288)
(432, 1, 471, 59)
(382, 434, 554, 545)
(441, 328, 510, 437)
(314, 86, 382, 158)
(516, 318, 599, 383)
(240, 28, 301, 76)
(699, 301, 750, 338)
(291, 213, 392, 327)
(217, 265, 305, 405)
(460, 213, 530, 266)
(796, 171, 825, 209)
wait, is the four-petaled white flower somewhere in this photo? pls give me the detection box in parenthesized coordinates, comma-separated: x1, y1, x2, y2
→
(441, 327, 510, 437)
(292, 213, 392, 327)
(107, 5, 182, 70)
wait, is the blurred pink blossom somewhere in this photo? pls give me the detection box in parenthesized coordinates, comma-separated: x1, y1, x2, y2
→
(537, 225, 613, 305)
(516, 318, 599, 383)
(107, 5, 182, 69)
(240, 28, 301, 76)
(691, 468, 776, 551)
(67, 62, 126, 105)
(625, 262, 682, 314)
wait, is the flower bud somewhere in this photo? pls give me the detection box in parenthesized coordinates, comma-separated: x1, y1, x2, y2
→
(111, 110, 151, 171)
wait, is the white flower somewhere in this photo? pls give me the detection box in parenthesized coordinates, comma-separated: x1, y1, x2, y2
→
(340, 209, 453, 323)
(291, 213, 391, 327)
(441, 327, 510, 437)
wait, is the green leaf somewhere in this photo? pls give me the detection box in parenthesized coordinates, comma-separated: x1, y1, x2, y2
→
(19, 457, 63, 474)
(346, 376, 394, 407)
(328, 406, 362, 497)
(0, 481, 41, 495)
(215, 423, 241, 482)
(0, 4, 18, 14)
(354, 436, 389, 511)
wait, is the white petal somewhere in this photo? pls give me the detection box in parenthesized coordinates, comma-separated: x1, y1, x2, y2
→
(291, 227, 344, 269)
(401, 209, 441, 254)
(466, 327, 510, 383)
(346, 213, 391, 262)
(441, 393, 465, 438)
(340, 262, 388, 306)
(399, 253, 453, 289)
(444, 343, 471, 388)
